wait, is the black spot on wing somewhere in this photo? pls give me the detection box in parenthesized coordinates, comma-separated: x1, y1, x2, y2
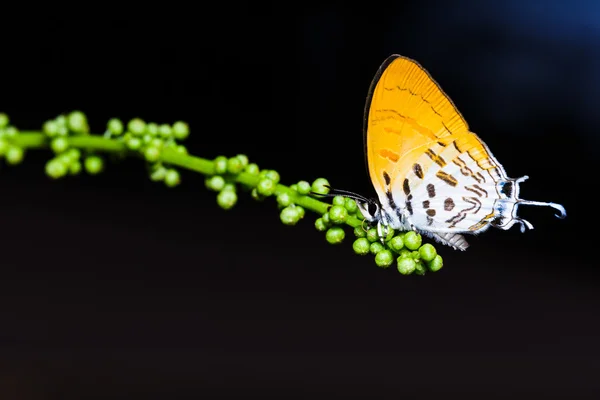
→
(383, 171, 391, 186)
(426, 184, 436, 198)
(386, 189, 397, 210)
(413, 163, 424, 179)
(403, 178, 410, 196)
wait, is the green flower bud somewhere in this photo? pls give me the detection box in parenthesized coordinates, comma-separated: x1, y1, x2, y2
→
(67, 110, 88, 133)
(145, 122, 159, 136)
(256, 178, 276, 196)
(296, 180, 311, 195)
(43, 120, 60, 137)
(325, 226, 345, 244)
(276, 192, 293, 207)
(217, 188, 237, 209)
(332, 196, 345, 206)
(280, 206, 301, 225)
(352, 238, 370, 255)
(419, 243, 437, 262)
(50, 137, 69, 154)
(397, 249, 411, 258)
(6, 146, 24, 165)
(128, 118, 146, 136)
(213, 156, 228, 174)
(375, 249, 394, 268)
(260, 170, 280, 184)
(84, 155, 104, 174)
(403, 231, 422, 250)
(315, 218, 328, 232)
(126, 136, 142, 150)
(164, 169, 181, 187)
(107, 118, 124, 135)
(144, 146, 161, 163)
(414, 260, 427, 276)
(388, 235, 404, 252)
(158, 124, 172, 139)
(397, 257, 416, 275)
(328, 205, 348, 224)
(227, 157, 244, 174)
(45, 158, 68, 179)
(369, 242, 384, 255)
(353, 226, 367, 238)
(236, 154, 248, 168)
(344, 198, 358, 213)
(366, 228, 379, 243)
(0, 113, 8, 128)
(311, 178, 330, 195)
(150, 165, 167, 181)
(172, 121, 190, 140)
(206, 175, 225, 191)
(428, 255, 443, 272)
(245, 163, 260, 175)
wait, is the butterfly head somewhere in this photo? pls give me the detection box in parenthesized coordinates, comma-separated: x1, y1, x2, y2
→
(356, 198, 382, 224)
(313, 185, 398, 244)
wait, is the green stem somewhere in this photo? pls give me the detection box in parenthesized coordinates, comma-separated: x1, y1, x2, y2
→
(11, 132, 363, 228)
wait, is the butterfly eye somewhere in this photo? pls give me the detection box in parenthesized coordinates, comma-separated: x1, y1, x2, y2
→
(367, 202, 379, 217)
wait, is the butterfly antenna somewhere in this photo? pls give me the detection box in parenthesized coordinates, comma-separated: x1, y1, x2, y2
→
(517, 200, 567, 219)
(310, 185, 373, 204)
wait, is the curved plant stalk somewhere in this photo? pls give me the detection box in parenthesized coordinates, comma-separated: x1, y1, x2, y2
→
(0, 111, 443, 276)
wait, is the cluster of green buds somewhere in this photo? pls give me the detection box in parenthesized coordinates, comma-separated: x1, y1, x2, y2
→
(105, 117, 190, 187)
(0, 113, 26, 165)
(42, 111, 103, 178)
(353, 227, 443, 275)
(206, 159, 444, 275)
(314, 192, 443, 275)
(204, 154, 251, 209)
(277, 178, 330, 226)
(204, 155, 308, 226)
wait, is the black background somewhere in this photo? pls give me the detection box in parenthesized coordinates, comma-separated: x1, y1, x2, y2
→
(1, 2, 597, 399)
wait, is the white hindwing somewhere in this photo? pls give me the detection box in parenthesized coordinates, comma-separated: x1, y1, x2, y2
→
(394, 140, 501, 234)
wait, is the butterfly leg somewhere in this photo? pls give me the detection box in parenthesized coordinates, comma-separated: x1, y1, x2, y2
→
(377, 221, 389, 244)
(516, 175, 529, 184)
(515, 218, 534, 233)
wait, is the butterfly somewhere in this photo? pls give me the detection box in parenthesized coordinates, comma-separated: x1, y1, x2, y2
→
(329, 54, 566, 251)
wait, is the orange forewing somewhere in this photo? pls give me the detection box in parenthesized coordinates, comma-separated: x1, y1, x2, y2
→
(364, 55, 491, 194)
